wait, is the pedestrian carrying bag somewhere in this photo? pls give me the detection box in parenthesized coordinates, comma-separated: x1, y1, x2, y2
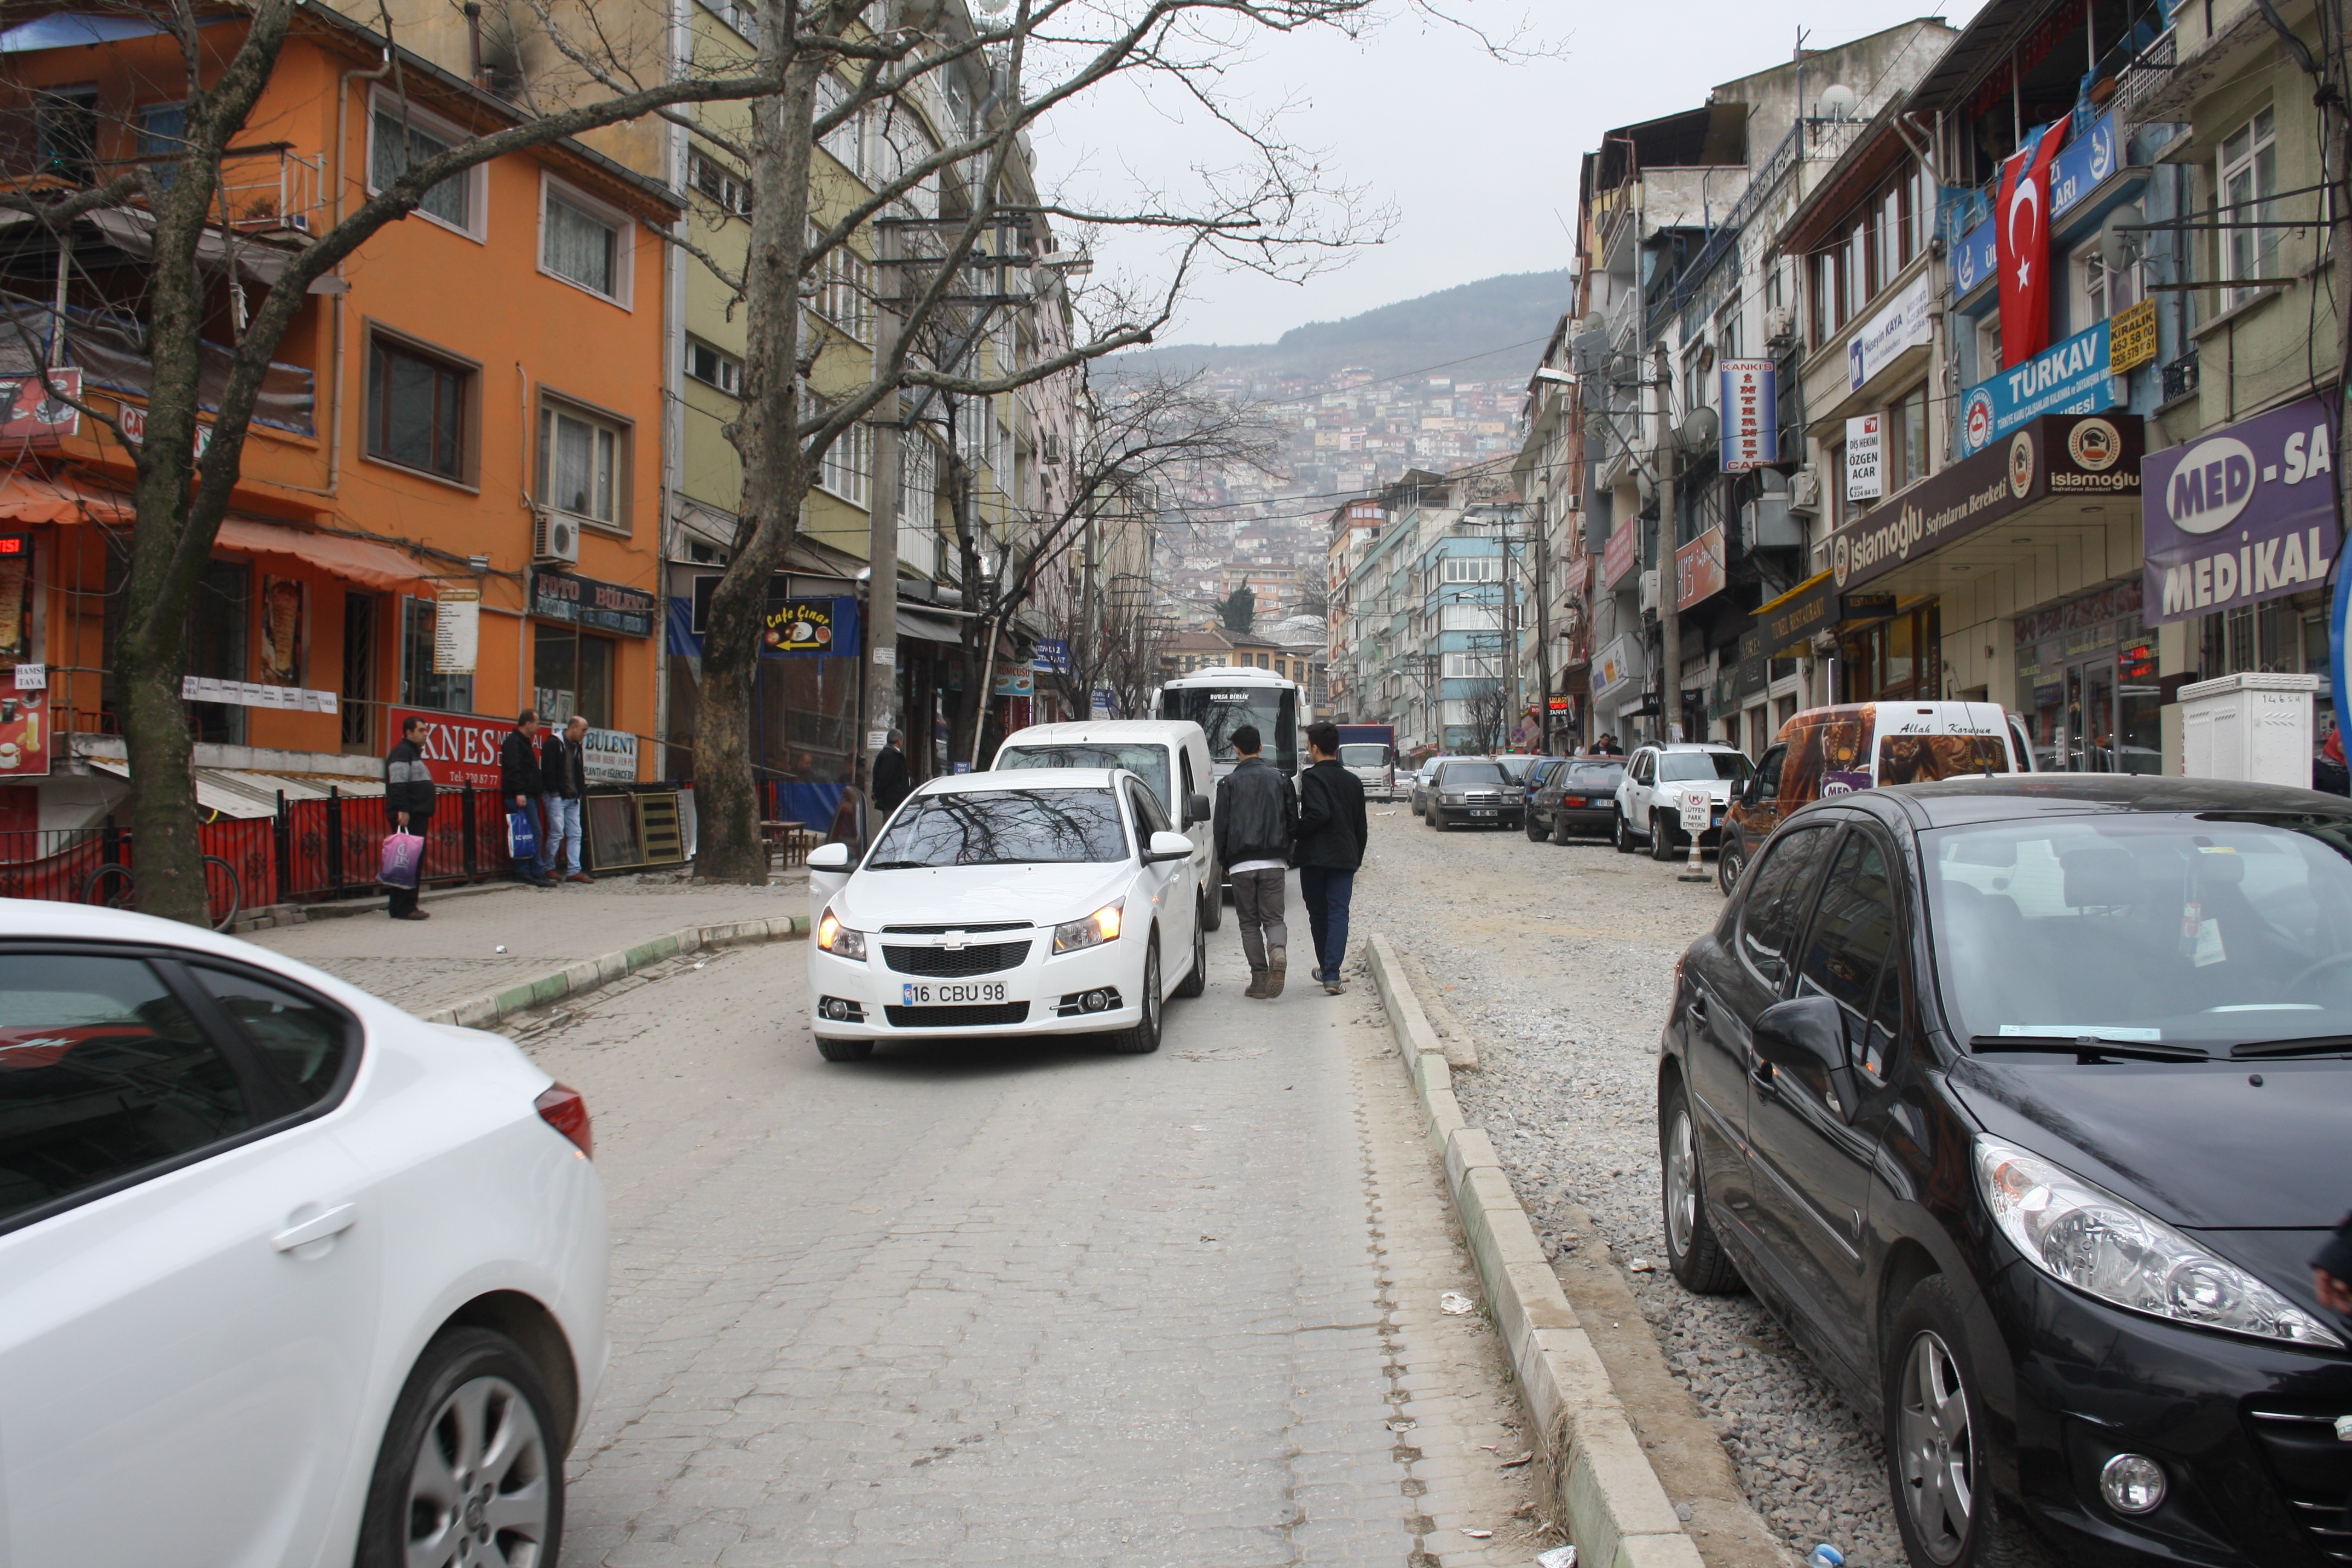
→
(379, 831, 425, 889)
(506, 807, 538, 863)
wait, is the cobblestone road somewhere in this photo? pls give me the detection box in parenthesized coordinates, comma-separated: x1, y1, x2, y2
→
(509, 877, 1553, 1568)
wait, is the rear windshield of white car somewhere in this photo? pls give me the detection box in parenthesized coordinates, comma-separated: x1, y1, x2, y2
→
(1440, 762, 1507, 785)
(1659, 752, 1754, 784)
(1338, 745, 1387, 768)
(996, 744, 1172, 811)
(866, 789, 1129, 868)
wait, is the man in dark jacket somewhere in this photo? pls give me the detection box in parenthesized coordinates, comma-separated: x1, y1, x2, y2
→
(383, 715, 437, 920)
(539, 715, 591, 883)
(872, 729, 912, 817)
(1295, 720, 1367, 995)
(498, 708, 554, 886)
(1213, 724, 1298, 998)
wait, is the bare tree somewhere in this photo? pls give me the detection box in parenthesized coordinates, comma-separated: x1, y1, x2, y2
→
(0, 0, 783, 923)
(1462, 678, 1508, 755)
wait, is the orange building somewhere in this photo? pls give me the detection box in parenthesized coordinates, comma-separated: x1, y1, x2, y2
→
(0, 7, 677, 857)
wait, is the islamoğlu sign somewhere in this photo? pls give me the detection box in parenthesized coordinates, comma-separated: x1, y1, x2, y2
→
(2143, 394, 2337, 624)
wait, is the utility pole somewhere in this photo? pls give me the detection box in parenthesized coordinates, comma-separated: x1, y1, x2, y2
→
(1077, 496, 1097, 720)
(1534, 515, 1552, 754)
(1653, 341, 1681, 744)
(864, 221, 901, 782)
(1500, 520, 1519, 745)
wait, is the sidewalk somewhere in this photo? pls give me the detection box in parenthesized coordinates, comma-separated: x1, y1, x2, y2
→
(243, 868, 810, 1016)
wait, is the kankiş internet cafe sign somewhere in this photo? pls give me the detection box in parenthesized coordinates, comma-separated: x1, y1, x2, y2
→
(2143, 394, 2337, 624)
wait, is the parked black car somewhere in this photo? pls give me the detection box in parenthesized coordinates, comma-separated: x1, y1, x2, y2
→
(1520, 756, 1575, 838)
(1531, 756, 1625, 844)
(1658, 776, 2352, 1568)
(1425, 759, 1521, 831)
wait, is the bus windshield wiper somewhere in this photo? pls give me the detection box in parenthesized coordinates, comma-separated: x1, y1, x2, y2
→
(1970, 1034, 2211, 1062)
(2230, 1034, 2352, 1059)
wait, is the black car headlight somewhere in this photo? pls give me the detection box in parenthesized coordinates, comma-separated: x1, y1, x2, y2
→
(1975, 1137, 2341, 1346)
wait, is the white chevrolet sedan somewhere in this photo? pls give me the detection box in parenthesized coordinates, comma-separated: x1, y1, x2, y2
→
(806, 768, 1204, 1058)
(0, 901, 606, 1568)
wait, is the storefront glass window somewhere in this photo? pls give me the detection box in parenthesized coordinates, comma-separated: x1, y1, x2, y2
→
(400, 596, 473, 714)
(533, 623, 613, 728)
(2014, 581, 2161, 773)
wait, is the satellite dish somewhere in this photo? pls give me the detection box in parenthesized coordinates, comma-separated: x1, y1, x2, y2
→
(1818, 84, 1859, 121)
(1678, 407, 1720, 454)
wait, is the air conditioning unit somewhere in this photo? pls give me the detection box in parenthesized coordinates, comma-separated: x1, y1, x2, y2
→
(534, 510, 581, 565)
(1638, 569, 1659, 613)
(1742, 494, 1802, 549)
(1764, 305, 1797, 347)
(1042, 433, 1063, 464)
(1786, 467, 1822, 517)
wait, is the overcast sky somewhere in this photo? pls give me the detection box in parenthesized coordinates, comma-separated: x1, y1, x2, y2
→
(1038, 0, 1988, 350)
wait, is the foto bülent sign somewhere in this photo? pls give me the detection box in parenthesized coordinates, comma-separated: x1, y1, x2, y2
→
(1958, 317, 2114, 457)
(1719, 359, 1778, 470)
(531, 569, 657, 638)
(2143, 394, 2338, 625)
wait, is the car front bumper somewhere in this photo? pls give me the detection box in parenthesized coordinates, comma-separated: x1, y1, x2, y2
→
(808, 928, 1146, 1040)
(1982, 1258, 2352, 1566)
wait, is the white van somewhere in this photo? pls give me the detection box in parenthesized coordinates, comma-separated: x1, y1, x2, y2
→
(991, 719, 1221, 929)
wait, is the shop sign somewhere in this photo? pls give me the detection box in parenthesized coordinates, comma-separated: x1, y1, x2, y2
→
(1736, 629, 1767, 696)
(531, 569, 656, 638)
(1957, 317, 2114, 457)
(2144, 394, 2337, 624)
(1952, 217, 1999, 298)
(761, 594, 860, 657)
(2109, 298, 2158, 374)
(581, 727, 637, 783)
(1033, 638, 1070, 673)
(181, 676, 339, 713)
(1847, 274, 1933, 394)
(2044, 111, 2121, 223)
(1824, 413, 2143, 593)
(1590, 633, 1644, 704)
(1718, 359, 1778, 471)
(1547, 695, 1570, 713)
(1846, 414, 1883, 501)
(1601, 516, 1638, 589)
(433, 586, 479, 675)
(992, 667, 1035, 697)
(0, 687, 50, 777)
(388, 707, 511, 788)
(0, 368, 77, 445)
(1757, 570, 1837, 659)
(116, 402, 211, 460)
(1674, 526, 1726, 612)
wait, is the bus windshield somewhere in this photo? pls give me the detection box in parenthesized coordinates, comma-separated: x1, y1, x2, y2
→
(1161, 685, 1299, 773)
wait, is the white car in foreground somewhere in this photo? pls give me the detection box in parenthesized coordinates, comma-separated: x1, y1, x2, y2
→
(0, 901, 606, 1568)
(806, 768, 1204, 1059)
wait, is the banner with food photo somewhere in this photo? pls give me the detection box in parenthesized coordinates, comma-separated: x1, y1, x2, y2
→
(258, 575, 304, 685)
(761, 594, 860, 658)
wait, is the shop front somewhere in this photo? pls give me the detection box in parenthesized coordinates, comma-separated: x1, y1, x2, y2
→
(2012, 580, 2160, 772)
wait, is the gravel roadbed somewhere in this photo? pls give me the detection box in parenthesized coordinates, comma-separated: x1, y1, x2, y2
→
(1364, 808, 1904, 1566)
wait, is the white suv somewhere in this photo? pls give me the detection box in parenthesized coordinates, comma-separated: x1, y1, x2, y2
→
(1613, 742, 1755, 861)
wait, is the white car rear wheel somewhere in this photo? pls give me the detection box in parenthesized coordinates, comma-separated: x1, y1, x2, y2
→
(359, 1328, 562, 1568)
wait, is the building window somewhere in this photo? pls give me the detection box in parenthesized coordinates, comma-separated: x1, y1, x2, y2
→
(1440, 556, 1498, 584)
(137, 102, 185, 189)
(685, 338, 742, 395)
(541, 178, 628, 302)
(402, 595, 474, 713)
(815, 73, 869, 184)
(34, 86, 98, 184)
(369, 96, 478, 235)
(367, 336, 471, 482)
(2218, 106, 2278, 309)
(1890, 385, 1927, 489)
(689, 152, 751, 216)
(1847, 219, 1870, 316)
(807, 393, 871, 507)
(539, 400, 627, 530)
(809, 233, 874, 342)
(534, 624, 613, 728)
(1439, 603, 1501, 632)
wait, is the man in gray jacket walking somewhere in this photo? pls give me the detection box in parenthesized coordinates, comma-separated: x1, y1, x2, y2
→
(1213, 724, 1298, 998)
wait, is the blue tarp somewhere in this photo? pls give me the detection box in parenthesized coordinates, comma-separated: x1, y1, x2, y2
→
(773, 782, 846, 832)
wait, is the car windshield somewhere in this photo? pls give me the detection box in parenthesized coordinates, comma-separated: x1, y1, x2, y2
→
(1338, 744, 1387, 768)
(866, 788, 1128, 869)
(996, 744, 1171, 811)
(1924, 814, 2352, 1050)
(1659, 751, 1754, 783)
(1440, 762, 1506, 785)
(1494, 756, 1537, 782)
(1564, 762, 1624, 788)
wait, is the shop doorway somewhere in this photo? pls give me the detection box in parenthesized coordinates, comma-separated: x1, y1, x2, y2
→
(2025, 638, 2161, 773)
(1840, 603, 1939, 704)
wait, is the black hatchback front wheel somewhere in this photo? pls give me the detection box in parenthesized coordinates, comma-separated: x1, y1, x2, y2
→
(1659, 1081, 1742, 1293)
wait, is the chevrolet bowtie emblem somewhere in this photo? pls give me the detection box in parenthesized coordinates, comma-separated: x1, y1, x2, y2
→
(942, 930, 970, 950)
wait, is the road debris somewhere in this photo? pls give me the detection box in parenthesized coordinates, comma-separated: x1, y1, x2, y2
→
(1536, 1549, 1577, 1568)
(1460, 1527, 1494, 1539)
(1625, 1257, 1656, 1272)
(1440, 1291, 1477, 1315)
(1498, 1452, 1534, 1468)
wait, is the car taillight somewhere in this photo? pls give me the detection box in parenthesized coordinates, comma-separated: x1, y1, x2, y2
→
(535, 1083, 593, 1159)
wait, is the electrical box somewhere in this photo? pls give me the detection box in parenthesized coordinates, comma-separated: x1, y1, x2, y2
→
(1742, 494, 1802, 549)
(2178, 672, 2317, 787)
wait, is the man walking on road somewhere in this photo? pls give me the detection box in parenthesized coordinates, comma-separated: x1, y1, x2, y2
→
(500, 709, 555, 887)
(540, 715, 592, 883)
(1295, 721, 1367, 995)
(384, 715, 436, 920)
(1214, 724, 1298, 998)
(872, 728, 912, 818)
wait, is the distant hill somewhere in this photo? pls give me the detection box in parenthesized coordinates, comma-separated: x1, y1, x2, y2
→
(1112, 270, 1575, 386)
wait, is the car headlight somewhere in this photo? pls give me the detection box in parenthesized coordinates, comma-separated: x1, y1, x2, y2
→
(1441, 792, 1466, 804)
(1053, 900, 1124, 954)
(815, 910, 867, 960)
(1974, 1138, 2341, 1347)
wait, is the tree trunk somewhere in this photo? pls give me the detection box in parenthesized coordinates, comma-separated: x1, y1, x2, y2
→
(692, 569, 767, 881)
(116, 612, 204, 923)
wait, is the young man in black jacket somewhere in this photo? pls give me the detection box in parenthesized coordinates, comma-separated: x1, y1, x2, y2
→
(1295, 720, 1368, 993)
(1213, 724, 1298, 998)
(383, 715, 437, 919)
(539, 715, 592, 883)
(498, 708, 554, 886)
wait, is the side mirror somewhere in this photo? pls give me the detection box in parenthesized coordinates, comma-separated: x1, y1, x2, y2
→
(1145, 829, 1194, 863)
(1183, 792, 1212, 826)
(1753, 993, 1858, 1120)
(808, 841, 854, 871)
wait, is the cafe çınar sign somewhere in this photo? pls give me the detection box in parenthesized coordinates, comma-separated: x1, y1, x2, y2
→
(1825, 412, 2143, 592)
(2143, 394, 2338, 625)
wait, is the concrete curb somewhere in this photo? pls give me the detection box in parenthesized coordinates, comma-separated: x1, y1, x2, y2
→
(1366, 932, 1707, 1568)
(418, 915, 808, 1030)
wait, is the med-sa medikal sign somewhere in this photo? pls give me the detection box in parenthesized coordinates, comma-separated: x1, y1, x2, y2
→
(2143, 394, 2337, 624)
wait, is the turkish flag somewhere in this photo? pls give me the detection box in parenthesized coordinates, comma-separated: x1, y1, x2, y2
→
(1996, 119, 2069, 368)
